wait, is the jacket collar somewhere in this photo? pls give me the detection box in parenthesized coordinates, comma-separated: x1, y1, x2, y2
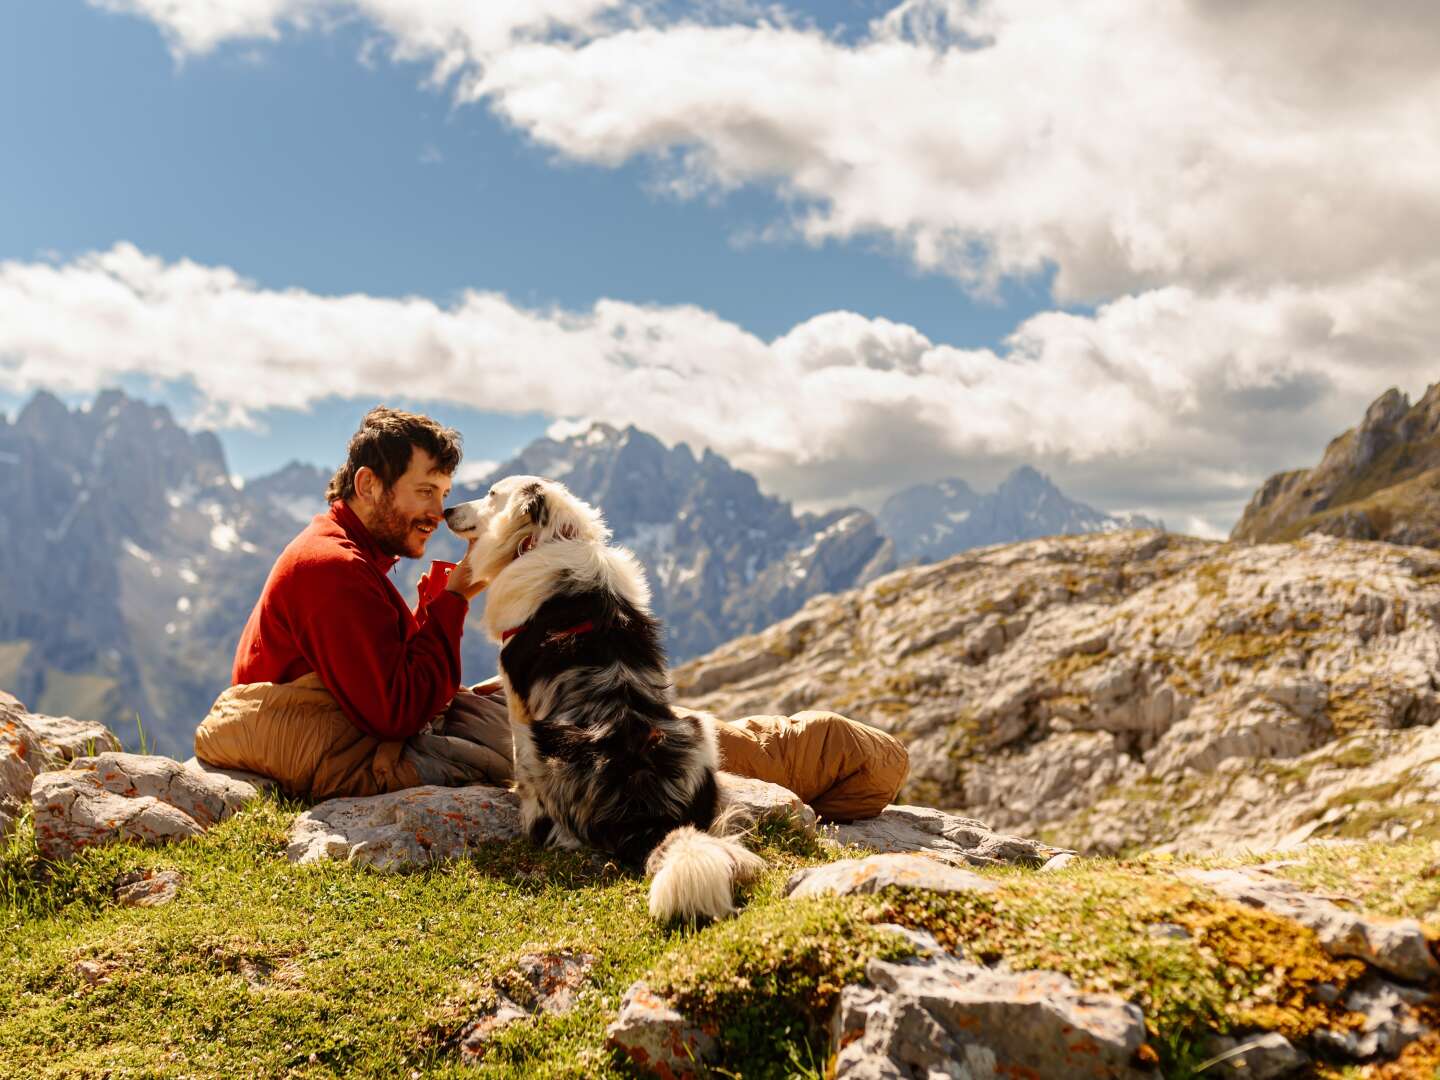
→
(330, 500, 400, 575)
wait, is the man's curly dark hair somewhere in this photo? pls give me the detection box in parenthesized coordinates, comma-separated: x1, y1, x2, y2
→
(325, 406, 463, 503)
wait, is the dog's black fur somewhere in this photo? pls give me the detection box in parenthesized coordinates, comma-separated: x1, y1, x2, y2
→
(499, 584, 720, 869)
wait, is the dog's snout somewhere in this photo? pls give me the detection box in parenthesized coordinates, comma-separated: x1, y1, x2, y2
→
(443, 507, 458, 522)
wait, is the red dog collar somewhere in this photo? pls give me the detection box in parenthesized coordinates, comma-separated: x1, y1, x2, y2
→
(501, 619, 597, 645)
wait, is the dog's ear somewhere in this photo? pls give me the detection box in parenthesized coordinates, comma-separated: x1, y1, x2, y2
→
(518, 482, 550, 528)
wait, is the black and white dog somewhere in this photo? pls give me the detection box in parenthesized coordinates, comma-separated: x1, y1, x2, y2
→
(444, 475, 763, 922)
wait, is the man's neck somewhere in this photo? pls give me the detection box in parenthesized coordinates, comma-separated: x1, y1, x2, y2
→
(336, 499, 401, 568)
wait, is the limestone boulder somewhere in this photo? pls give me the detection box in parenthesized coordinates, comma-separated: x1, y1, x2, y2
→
(716, 773, 817, 835)
(830, 931, 1154, 1079)
(1311, 973, 1432, 1059)
(286, 784, 522, 870)
(30, 753, 262, 860)
(605, 981, 717, 1078)
(32, 770, 205, 860)
(828, 804, 1064, 868)
(1197, 1033, 1308, 1079)
(785, 853, 997, 900)
(19, 712, 122, 766)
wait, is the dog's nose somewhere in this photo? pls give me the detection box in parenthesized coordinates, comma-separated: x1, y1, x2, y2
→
(443, 507, 457, 522)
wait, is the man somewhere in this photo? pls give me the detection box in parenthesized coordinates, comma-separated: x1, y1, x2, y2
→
(197, 405, 908, 816)
(197, 406, 513, 798)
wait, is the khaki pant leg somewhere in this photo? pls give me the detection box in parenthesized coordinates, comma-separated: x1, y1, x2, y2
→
(714, 710, 909, 822)
(403, 687, 515, 786)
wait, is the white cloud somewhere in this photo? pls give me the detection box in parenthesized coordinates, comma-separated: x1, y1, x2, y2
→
(3, 245, 1436, 535)
(91, 0, 1440, 300)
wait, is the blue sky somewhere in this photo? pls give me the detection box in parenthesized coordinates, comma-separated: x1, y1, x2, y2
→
(1, 0, 1050, 478)
(3, 1, 1433, 534)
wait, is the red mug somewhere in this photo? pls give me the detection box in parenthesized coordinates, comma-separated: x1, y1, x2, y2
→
(419, 560, 457, 606)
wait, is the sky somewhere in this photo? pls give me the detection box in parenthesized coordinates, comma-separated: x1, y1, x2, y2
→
(3, 0, 1439, 536)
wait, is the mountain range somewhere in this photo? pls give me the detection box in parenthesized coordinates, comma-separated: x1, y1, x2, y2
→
(0, 389, 1150, 753)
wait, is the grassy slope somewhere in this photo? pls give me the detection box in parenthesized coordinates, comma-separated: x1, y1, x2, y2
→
(5, 797, 1440, 1080)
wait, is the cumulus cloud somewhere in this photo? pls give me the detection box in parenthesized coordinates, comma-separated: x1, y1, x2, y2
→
(3, 245, 1436, 534)
(92, 0, 1440, 299)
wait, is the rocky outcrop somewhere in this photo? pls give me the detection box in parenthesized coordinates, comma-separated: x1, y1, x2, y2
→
(785, 853, 998, 899)
(676, 529, 1440, 854)
(1233, 382, 1440, 548)
(827, 804, 1065, 868)
(30, 752, 261, 859)
(2, 698, 126, 840)
(286, 784, 523, 870)
(830, 930, 1154, 1080)
(606, 981, 718, 1077)
(1185, 867, 1440, 984)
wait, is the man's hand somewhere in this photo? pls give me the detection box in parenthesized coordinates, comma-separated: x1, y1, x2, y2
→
(445, 543, 488, 601)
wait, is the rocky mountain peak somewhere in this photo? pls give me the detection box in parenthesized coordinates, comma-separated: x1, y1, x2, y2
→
(879, 466, 1156, 563)
(1233, 381, 1440, 547)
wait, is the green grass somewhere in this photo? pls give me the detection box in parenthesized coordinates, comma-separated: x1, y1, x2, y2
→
(6, 798, 1440, 1079)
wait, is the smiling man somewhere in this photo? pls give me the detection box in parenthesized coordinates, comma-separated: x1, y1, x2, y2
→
(197, 406, 514, 799)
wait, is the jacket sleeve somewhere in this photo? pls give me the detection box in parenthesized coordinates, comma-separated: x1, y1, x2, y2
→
(286, 557, 469, 740)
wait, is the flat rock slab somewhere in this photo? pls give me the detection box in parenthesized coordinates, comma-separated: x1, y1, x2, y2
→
(606, 981, 717, 1078)
(183, 756, 282, 796)
(786, 852, 998, 899)
(72, 753, 260, 827)
(31, 753, 262, 860)
(717, 773, 818, 835)
(829, 804, 1066, 869)
(1185, 868, 1440, 984)
(286, 784, 521, 870)
(831, 946, 1154, 1079)
(113, 868, 184, 907)
(20, 712, 121, 765)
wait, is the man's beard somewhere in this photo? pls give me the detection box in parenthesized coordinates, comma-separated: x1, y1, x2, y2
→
(370, 490, 429, 559)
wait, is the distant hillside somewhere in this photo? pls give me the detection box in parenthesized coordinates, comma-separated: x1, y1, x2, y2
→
(1232, 382, 1440, 546)
(878, 466, 1159, 563)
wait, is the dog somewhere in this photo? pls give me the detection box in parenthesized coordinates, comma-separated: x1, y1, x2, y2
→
(443, 475, 764, 922)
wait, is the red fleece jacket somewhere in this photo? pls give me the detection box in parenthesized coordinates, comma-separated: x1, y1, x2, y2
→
(231, 501, 468, 740)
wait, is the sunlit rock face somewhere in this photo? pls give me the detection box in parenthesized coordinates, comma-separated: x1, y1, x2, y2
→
(676, 528, 1440, 856)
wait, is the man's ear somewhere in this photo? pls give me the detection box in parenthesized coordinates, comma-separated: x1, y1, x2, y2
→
(354, 466, 378, 503)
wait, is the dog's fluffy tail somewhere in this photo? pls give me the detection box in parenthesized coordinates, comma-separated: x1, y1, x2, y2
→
(645, 825, 765, 923)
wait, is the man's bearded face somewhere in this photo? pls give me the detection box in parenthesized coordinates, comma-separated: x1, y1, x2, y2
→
(370, 485, 437, 559)
(363, 447, 450, 559)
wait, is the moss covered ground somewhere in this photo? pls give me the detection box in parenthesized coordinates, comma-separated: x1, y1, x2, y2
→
(5, 796, 1440, 1079)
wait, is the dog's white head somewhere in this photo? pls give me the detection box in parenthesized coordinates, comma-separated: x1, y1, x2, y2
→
(444, 475, 609, 586)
